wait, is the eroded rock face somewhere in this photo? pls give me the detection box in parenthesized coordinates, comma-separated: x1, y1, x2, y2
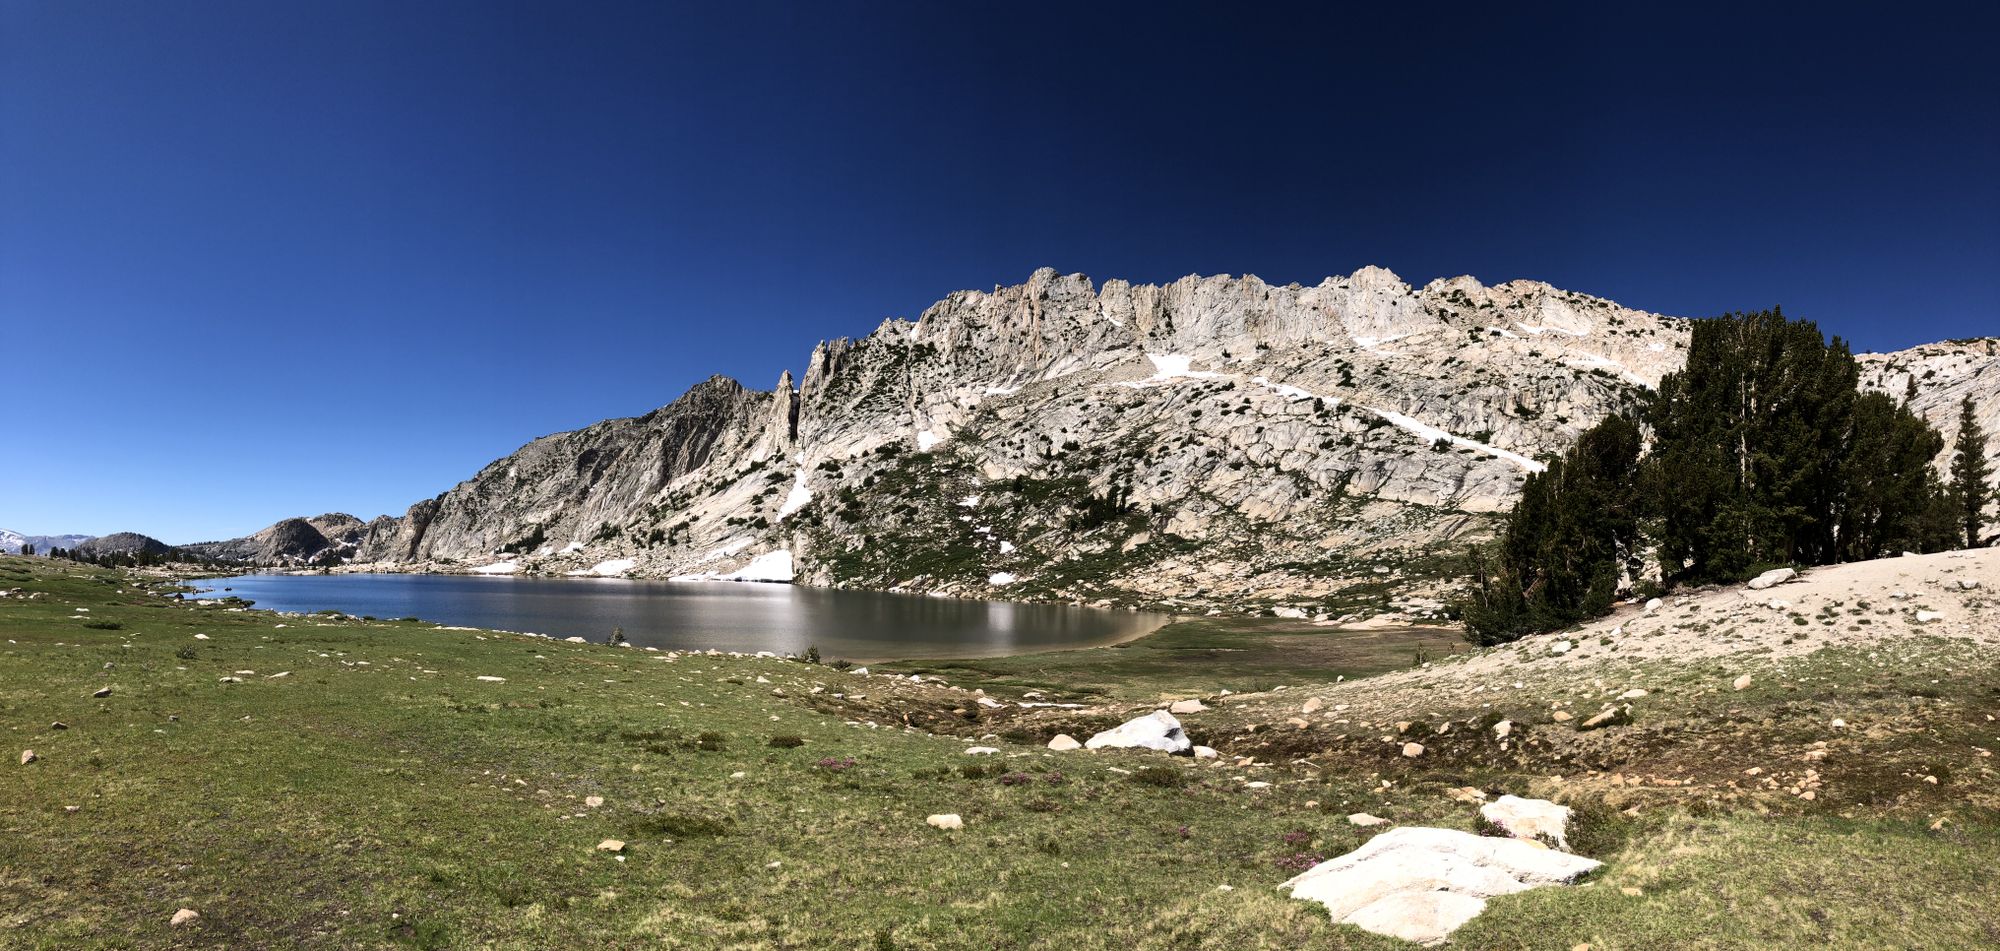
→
(1280, 826, 1601, 945)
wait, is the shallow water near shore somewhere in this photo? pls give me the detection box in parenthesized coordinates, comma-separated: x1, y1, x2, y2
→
(184, 572, 1168, 661)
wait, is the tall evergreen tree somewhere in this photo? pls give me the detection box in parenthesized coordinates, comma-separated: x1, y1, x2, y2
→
(1837, 392, 1951, 560)
(1648, 309, 1860, 583)
(1952, 396, 1992, 547)
(1460, 415, 1641, 645)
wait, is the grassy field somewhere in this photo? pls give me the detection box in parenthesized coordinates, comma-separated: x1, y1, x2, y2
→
(3, 555, 1997, 949)
(882, 617, 1470, 701)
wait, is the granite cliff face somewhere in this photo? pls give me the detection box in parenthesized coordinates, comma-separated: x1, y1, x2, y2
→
(304, 267, 1692, 614)
(210, 267, 1990, 615)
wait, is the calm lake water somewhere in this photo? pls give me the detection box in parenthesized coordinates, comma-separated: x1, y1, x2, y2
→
(184, 573, 1168, 661)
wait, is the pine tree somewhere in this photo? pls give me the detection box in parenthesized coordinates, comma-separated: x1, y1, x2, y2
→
(1838, 392, 1951, 559)
(1459, 415, 1640, 644)
(1648, 309, 1858, 583)
(1952, 396, 1991, 547)
(1462, 307, 1957, 643)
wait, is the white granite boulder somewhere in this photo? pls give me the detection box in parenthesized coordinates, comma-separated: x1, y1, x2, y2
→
(1084, 710, 1192, 754)
(1479, 795, 1574, 850)
(1747, 567, 1797, 590)
(1281, 826, 1601, 945)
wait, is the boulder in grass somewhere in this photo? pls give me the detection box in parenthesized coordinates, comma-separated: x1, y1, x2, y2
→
(596, 839, 625, 852)
(170, 909, 200, 927)
(1281, 826, 1601, 946)
(1084, 710, 1192, 755)
(1747, 567, 1797, 590)
(1046, 734, 1081, 751)
(1479, 795, 1574, 850)
(925, 813, 964, 830)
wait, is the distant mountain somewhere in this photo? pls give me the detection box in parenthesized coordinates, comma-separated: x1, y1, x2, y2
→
(183, 513, 367, 566)
(73, 532, 175, 558)
(0, 530, 96, 554)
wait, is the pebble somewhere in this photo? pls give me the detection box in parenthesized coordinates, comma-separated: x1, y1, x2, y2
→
(1401, 742, 1425, 758)
(19, 750, 35, 765)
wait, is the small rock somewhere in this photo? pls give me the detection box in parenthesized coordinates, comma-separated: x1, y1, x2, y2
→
(1300, 697, 1324, 715)
(1047, 734, 1081, 751)
(1620, 886, 1644, 897)
(1168, 699, 1207, 714)
(1617, 689, 1648, 700)
(170, 909, 200, 927)
(1549, 640, 1572, 655)
(1831, 718, 1848, 729)
(1747, 567, 1797, 590)
(1401, 742, 1425, 758)
(597, 839, 625, 852)
(1447, 786, 1488, 804)
(1733, 674, 1753, 691)
(49, 721, 66, 730)
(1915, 610, 1944, 623)
(1642, 598, 1663, 615)
(19, 750, 35, 765)
(584, 796, 604, 808)
(1493, 720, 1512, 739)
(1245, 781, 1272, 789)
(1192, 745, 1219, 759)
(92, 686, 111, 698)
(476, 675, 506, 682)
(925, 813, 963, 830)
(1348, 813, 1390, 827)
(1579, 707, 1630, 731)
(965, 747, 1000, 755)
(1551, 710, 1573, 722)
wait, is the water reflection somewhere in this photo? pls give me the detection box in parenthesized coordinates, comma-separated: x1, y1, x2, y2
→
(185, 573, 1166, 661)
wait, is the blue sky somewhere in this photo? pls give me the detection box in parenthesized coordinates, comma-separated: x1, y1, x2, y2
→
(3, 1, 1995, 542)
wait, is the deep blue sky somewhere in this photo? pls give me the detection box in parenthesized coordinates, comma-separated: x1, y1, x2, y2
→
(4, 1, 1995, 542)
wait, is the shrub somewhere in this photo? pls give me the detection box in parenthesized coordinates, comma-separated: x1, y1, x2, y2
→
(695, 731, 727, 751)
(768, 735, 805, 748)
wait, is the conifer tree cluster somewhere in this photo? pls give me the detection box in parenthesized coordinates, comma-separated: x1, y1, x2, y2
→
(1461, 308, 1963, 644)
